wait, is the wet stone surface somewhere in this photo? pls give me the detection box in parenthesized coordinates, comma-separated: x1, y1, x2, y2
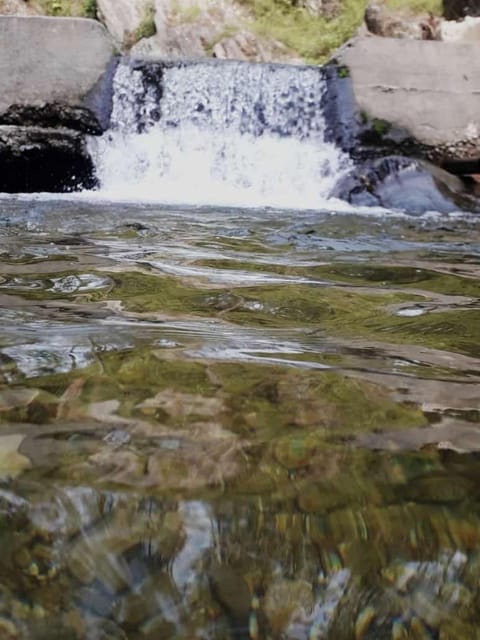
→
(0, 198, 480, 637)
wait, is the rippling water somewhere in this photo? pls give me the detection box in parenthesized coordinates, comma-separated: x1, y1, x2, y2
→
(1, 196, 480, 639)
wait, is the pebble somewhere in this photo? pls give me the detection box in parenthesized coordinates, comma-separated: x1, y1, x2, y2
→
(355, 606, 376, 640)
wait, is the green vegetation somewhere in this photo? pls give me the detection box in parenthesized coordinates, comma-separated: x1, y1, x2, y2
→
(171, 0, 202, 23)
(134, 1, 156, 41)
(385, 0, 441, 12)
(21, 0, 444, 60)
(82, 0, 97, 19)
(239, 0, 442, 64)
(40, 0, 97, 18)
(239, 0, 366, 63)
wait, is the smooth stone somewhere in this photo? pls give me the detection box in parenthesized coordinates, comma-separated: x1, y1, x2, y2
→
(330, 156, 479, 214)
(0, 434, 30, 480)
(264, 579, 313, 634)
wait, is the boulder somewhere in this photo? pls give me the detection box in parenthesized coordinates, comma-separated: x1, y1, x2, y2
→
(333, 36, 480, 159)
(443, 0, 480, 20)
(330, 156, 480, 214)
(364, 4, 425, 39)
(97, 0, 154, 48)
(130, 0, 239, 59)
(0, 16, 116, 129)
(0, 125, 97, 192)
(131, 0, 300, 62)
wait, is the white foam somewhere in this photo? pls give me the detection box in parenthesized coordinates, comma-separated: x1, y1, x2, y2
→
(89, 125, 349, 209)
(88, 61, 352, 210)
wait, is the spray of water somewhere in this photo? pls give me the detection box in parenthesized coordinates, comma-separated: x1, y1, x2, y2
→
(89, 61, 351, 209)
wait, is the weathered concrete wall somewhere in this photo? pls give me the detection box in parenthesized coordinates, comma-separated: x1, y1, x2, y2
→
(335, 36, 480, 156)
(0, 17, 116, 122)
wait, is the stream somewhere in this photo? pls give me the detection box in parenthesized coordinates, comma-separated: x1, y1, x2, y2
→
(1, 59, 480, 639)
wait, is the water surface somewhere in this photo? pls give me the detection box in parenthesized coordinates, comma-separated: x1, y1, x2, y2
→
(1, 197, 480, 639)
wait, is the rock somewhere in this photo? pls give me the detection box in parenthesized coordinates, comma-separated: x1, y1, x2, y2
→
(332, 36, 480, 158)
(410, 617, 433, 640)
(330, 156, 480, 214)
(0, 617, 19, 640)
(0, 434, 30, 480)
(297, 0, 340, 18)
(212, 29, 297, 62)
(137, 390, 225, 420)
(0, 16, 116, 129)
(0, 104, 103, 135)
(130, 0, 231, 59)
(354, 606, 376, 639)
(364, 3, 424, 39)
(263, 579, 314, 635)
(0, 386, 59, 422)
(97, 0, 154, 48)
(443, 0, 480, 20)
(0, 0, 42, 15)
(130, 0, 301, 62)
(0, 125, 97, 192)
(209, 564, 251, 629)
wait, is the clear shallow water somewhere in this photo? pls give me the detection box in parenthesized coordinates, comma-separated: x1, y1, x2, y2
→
(1, 196, 480, 638)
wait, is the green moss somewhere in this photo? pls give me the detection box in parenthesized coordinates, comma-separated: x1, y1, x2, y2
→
(39, 0, 97, 17)
(372, 118, 391, 136)
(134, 2, 157, 41)
(210, 363, 425, 440)
(309, 263, 480, 298)
(82, 0, 97, 19)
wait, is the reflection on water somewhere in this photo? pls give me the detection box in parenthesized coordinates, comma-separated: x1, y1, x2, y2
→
(1, 197, 480, 638)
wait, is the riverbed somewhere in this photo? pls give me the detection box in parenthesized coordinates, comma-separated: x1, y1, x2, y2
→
(0, 196, 479, 638)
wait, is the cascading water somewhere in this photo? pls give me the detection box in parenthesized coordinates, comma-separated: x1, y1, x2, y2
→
(89, 60, 351, 209)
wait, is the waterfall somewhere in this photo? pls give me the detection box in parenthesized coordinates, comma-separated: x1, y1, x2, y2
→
(89, 59, 351, 209)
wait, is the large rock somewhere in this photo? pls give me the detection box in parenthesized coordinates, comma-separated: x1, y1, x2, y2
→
(0, 125, 97, 192)
(333, 36, 480, 159)
(364, 4, 425, 39)
(131, 0, 300, 62)
(0, 16, 116, 128)
(131, 0, 242, 59)
(97, 0, 153, 48)
(330, 156, 480, 214)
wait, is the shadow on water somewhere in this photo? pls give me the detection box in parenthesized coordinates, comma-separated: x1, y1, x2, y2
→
(1, 198, 480, 638)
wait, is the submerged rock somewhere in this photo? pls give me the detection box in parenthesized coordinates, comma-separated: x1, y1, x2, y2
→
(330, 156, 480, 214)
(0, 125, 97, 192)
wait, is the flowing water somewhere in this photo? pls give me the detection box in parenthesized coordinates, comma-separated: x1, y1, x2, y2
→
(1, 60, 480, 639)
